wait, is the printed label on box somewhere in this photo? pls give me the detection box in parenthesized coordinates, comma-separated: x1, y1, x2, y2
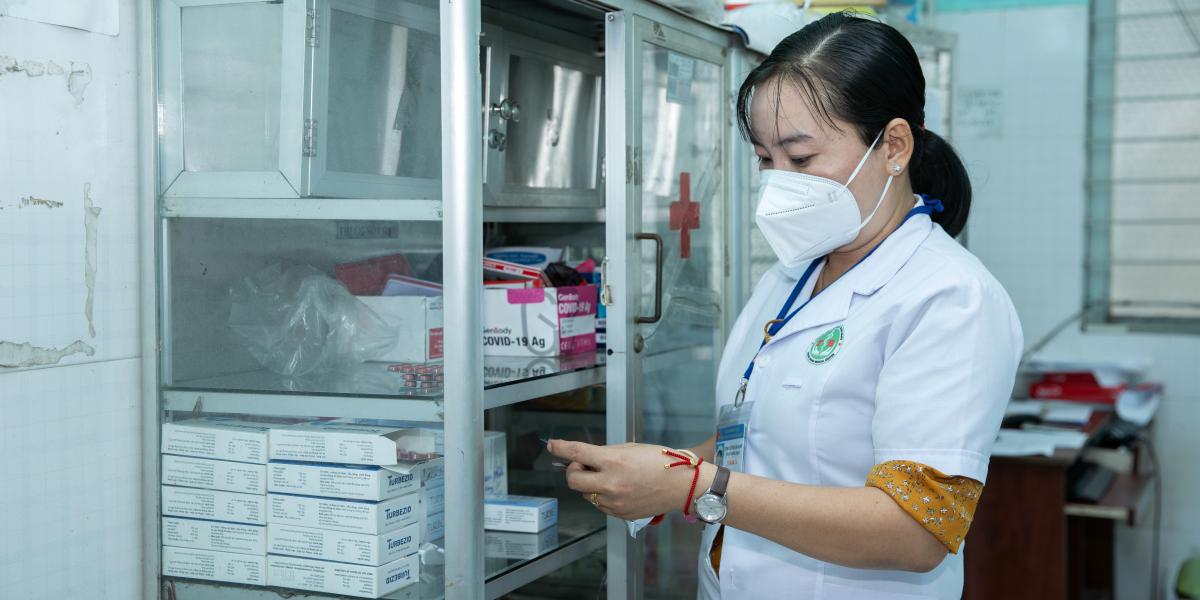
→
(162, 455, 267, 495)
(484, 496, 557, 533)
(162, 546, 266, 585)
(269, 422, 437, 466)
(267, 553, 419, 598)
(162, 516, 266, 555)
(162, 485, 266, 525)
(268, 521, 419, 567)
(161, 418, 273, 464)
(267, 492, 421, 535)
(267, 461, 421, 501)
(424, 511, 444, 542)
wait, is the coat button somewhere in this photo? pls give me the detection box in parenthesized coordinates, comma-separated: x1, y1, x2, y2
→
(757, 355, 771, 366)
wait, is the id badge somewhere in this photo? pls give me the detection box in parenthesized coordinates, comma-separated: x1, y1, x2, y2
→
(715, 402, 753, 473)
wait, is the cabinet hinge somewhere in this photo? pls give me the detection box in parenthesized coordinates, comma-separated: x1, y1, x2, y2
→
(303, 119, 318, 157)
(306, 9, 319, 48)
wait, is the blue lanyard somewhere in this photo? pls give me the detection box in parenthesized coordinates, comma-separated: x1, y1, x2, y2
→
(734, 197, 943, 406)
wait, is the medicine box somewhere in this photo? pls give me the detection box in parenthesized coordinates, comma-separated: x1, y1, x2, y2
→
(267, 521, 420, 567)
(485, 527, 559, 559)
(267, 552, 419, 598)
(484, 496, 558, 533)
(162, 485, 266, 525)
(162, 454, 267, 494)
(161, 418, 274, 464)
(267, 492, 421, 535)
(358, 295, 444, 364)
(162, 516, 266, 556)
(267, 458, 440, 501)
(482, 285, 597, 357)
(424, 511, 444, 542)
(269, 422, 439, 466)
(162, 546, 266, 586)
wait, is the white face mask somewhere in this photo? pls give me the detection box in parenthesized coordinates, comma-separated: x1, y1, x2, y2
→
(754, 131, 894, 268)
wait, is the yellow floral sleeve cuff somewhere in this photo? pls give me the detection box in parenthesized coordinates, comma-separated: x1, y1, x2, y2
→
(866, 461, 983, 554)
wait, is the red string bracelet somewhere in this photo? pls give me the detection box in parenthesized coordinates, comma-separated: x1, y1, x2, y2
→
(649, 448, 704, 526)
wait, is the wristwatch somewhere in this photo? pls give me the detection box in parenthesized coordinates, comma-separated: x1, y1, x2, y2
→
(693, 465, 731, 524)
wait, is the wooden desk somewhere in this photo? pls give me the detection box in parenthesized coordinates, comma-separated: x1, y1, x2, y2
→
(963, 413, 1155, 600)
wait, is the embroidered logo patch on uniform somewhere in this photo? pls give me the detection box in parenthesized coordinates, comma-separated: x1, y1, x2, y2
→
(807, 325, 844, 364)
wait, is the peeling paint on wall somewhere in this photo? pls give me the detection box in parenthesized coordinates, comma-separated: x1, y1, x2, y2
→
(19, 196, 63, 208)
(83, 184, 100, 338)
(0, 55, 92, 102)
(67, 61, 91, 104)
(21, 60, 44, 77)
(0, 340, 95, 368)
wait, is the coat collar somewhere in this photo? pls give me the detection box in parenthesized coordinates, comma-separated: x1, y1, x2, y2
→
(765, 212, 934, 347)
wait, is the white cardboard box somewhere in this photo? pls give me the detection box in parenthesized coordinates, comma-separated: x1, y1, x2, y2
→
(163, 546, 266, 585)
(162, 485, 266, 525)
(358, 295, 443, 363)
(267, 458, 440, 501)
(267, 492, 421, 535)
(269, 422, 438, 466)
(268, 553, 419, 598)
(162, 516, 266, 555)
(485, 528, 559, 559)
(424, 511, 444, 542)
(482, 285, 597, 357)
(162, 418, 274, 464)
(484, 496, 558, 533)
(162, 454, 267, 494)
(267, 521, 420, 567)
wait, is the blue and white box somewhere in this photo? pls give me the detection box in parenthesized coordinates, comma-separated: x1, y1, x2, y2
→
(267, 521, 420, 567)
(267, 492, 422, 535)
(162, 454, 267, 495)
(163, 546, 266, 585)
(267, 552, 419, 598)
(269, 422, 438, 466)
(267, 458, 440, 501)
(485, 527, 560, 559)
(484, 496, 558, 533)
(162, 516, 266, 555)
(422, 484, 445, 517)
(162, 485, 266, 525)
(162, 418, 274, 464)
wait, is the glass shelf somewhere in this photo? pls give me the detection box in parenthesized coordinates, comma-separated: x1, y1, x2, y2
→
(162, 353, 606, 420)
(160, 498, 606, 600)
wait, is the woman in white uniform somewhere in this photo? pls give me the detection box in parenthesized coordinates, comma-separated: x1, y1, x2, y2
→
(548, 12, 1022, 599)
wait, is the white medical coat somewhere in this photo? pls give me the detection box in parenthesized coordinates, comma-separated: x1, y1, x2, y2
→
(698, 210, 1023, 599)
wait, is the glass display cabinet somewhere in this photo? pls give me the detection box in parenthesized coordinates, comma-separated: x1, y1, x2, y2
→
(146, 1, 756, 599)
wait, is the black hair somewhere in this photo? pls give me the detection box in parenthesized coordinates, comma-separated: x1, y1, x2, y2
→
(736, 11, 971, 237)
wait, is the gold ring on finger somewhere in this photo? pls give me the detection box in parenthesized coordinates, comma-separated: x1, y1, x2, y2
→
(590, 492, 599, 507)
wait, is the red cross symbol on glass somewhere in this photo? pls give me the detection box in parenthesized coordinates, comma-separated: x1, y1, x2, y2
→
(668, 172, 700, 259)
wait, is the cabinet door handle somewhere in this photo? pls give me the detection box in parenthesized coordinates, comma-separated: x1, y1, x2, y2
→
(635, 233, 663, 324)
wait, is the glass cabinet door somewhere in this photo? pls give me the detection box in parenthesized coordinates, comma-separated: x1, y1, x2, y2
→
(605, 13, 728, 600)
(307, 0, 442, 199)
(483, 29, 603, 208)
(159, 0, 307, 197)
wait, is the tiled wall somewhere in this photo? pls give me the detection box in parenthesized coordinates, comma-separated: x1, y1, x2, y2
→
(0, 2, 144, 598)
(935, 5, 1200, 596)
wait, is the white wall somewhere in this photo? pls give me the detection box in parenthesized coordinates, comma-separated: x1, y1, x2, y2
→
(934, 4, 1200, 598)
(0, 1, 143, 598)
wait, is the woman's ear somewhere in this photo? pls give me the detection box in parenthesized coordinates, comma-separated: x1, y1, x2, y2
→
(882, 117, 915, 175)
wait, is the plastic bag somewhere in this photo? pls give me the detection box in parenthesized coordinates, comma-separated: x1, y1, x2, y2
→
(228, 264, 396, 376)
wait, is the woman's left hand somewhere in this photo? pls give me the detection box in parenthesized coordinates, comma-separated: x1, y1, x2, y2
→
(547, 439, 713, 520)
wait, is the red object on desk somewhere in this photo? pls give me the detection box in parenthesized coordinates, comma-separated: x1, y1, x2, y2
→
(335, 253, 413, 295)
(1029, 371, 1125, 405)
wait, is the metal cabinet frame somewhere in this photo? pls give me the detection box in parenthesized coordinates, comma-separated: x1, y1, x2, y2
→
(139, 1, 752, 599)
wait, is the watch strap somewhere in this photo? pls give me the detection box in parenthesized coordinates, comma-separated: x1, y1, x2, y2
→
(710, 465, 731, 498)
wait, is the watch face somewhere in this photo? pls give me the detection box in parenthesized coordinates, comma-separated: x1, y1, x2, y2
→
(694, 493, 727, 522)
